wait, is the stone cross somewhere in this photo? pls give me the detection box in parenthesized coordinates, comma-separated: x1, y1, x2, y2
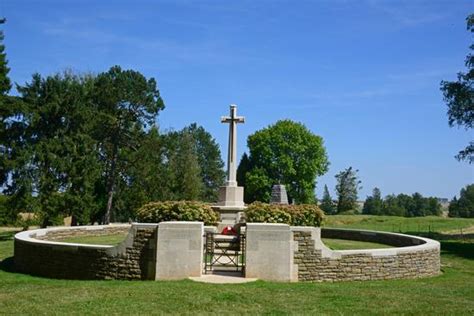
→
(221, 104, 245, 187)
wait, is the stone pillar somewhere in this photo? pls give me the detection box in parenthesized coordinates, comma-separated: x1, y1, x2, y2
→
(155, 222, 203, 280)
(245, 223, 297, 282)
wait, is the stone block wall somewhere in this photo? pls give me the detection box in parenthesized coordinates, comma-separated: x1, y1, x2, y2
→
(293, 228, 440, 282)
(14, 224, 158, 280)
(34, 225, 129, 241)
(14, 223, 441, 282)
(155, 221, 203, 280)
(246, 223, 297, 282)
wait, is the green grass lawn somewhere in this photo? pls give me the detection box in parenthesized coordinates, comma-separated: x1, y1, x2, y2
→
(1, 216, 473, 315)
(322, 238, 393, 250)
(57, 233, 128, 245)
(324, 214, 474, 234)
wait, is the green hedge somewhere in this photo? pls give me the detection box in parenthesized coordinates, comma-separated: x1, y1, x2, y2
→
(136, 201, 219, 225)
(245, 202, 324, 227)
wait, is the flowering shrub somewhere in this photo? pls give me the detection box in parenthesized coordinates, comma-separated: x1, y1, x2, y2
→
(245, 202, 324, 227)
(136, 201, 219, 225)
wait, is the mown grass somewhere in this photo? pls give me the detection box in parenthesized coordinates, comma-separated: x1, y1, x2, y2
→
(0, 216, 473, 315)
(58, 236, 393, 251)
(57, 233, 127, 245)
(324, 214, 474, 234)
(322, 238, 393, 250)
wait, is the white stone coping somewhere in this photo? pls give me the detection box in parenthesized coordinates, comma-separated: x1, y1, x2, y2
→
(212, 205, 248, 211)
(322, 227, 440, 258)
(14, 224, 132, 249)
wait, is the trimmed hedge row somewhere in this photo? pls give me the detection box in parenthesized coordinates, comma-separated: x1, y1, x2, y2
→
(136, 201, 219, 225)
(245, 202, 324, 227)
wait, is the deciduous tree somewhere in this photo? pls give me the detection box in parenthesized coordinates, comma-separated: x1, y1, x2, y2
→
(449, 184, 474, 218)
(440, 14, 474, 163)
(238, 120, 329, 204)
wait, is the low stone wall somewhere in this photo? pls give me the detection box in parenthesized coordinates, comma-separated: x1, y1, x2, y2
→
(14, 224, 158, 280)
(321, 228, 426, 247)
(293, 227, 440, 282)
(14, 223, 441, 283)
(34, 225, 129, 241)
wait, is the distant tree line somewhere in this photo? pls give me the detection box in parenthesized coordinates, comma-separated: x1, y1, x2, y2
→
(449, 184, 474, 218)
(320, 182, 444, 218)
(0, 21, 224, 226)
(362, 188, 441, 217)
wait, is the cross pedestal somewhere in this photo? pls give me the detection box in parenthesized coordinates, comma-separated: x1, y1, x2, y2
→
(213, 104, 246, 226)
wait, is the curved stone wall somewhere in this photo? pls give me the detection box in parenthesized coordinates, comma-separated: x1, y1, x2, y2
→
(14, 224, 441, 282)
(14, 224, 158, 280)
(293, 227, 440, 282)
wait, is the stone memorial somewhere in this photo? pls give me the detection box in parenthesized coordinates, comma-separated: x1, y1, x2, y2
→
(270, 184, 289, 205)
(213, 104, 246, 225)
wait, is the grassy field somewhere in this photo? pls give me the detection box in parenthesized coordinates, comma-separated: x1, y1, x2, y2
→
(0, 215, 473, 315)
(324, 215, 474, 234)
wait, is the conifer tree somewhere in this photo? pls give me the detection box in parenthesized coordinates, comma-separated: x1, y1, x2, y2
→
(0, 18, 13, 186)
(0, 18, 11, 96)
(335, 167, 361, 213)
(92, 66, 165, 223)
(320, 184, 335, 214)
(363, 187, 383, 215)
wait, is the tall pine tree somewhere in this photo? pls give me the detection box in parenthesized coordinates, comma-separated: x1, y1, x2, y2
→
(0, 18, 10, 95)
(320, 184, 335, 214)
(335, 167, 362, 213)
(92, 66, 165, 223)
(362, 187, 383, 215)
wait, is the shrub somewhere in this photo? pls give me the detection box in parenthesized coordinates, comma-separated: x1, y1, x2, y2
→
(245, 202, 324, 227)
(136, 201, 219, 225)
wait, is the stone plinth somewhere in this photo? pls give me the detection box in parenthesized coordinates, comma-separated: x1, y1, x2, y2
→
(245, 223, 297, 282)
(155, 221, 203, 280)
(214, 185, 246, 226)
(216, 186, 245, 208)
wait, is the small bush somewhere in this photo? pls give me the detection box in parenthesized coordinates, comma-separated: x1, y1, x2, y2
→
(245, 202, 324, 227)
(136, 201, 219, 225)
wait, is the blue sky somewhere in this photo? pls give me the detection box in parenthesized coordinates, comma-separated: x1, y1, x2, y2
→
(2, 0, 473, 199)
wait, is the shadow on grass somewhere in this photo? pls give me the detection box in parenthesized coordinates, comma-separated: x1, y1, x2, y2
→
(0, 231, 17, 242)
(391, 231, 474, 260)
(0, 256, 16, 273)
(439, 241, 474, 260)
(400, 231, 474, 241)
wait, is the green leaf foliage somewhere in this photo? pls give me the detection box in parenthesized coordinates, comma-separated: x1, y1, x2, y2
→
(320, 184, 336, 215)
(136, 201, 219, 225)
(449, 184, 474, 218)
(0, 18, 11, 95)
(2, 64, 225, 225)
(238, 120, 329, 204)
(440, 14, 474, 163)
(92, 65, 165, 223)
(335, 167, 361, 213)
(245, 202, 324, 227)
(362, 187, 383, 215)
(362, 188, 442, 217)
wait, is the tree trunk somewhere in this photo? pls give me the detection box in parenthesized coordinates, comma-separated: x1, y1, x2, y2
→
(104, 143, 118, 224)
